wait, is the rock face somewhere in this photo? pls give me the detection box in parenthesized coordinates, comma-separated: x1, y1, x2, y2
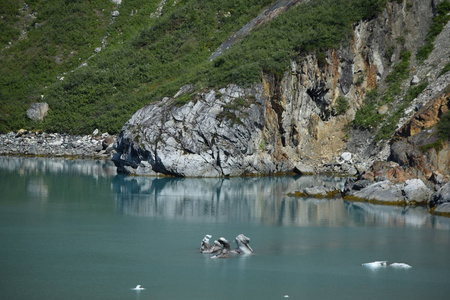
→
(113, 0, 449, 178)
(26, 102, 49, 121)
(113, 85, 276, 176)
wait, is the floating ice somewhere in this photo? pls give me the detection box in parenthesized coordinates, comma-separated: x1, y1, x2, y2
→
(132, 285, 146, 291)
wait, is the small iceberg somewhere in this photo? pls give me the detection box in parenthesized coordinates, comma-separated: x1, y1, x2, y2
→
(389, 262, 412, 269)
(362, 261, 387, 268)
(132, 285, 146, 291)
(362, 261, 412, 269)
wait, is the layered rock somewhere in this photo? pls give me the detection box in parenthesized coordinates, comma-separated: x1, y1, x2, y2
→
(113, 85, 276, 176)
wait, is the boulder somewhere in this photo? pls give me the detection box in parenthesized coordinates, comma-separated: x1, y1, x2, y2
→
(294, 162, 314, 174)
(288, 185, 341, 198)
(26, 102, 49, 121)
(339, 152, 353, 163)
(410, 75, 420, 85)
(403, 179, 433, 205)
(433, 203, 450, 216)
(377, 105, 389, 115)
(102, 136, 115, 150)
(345, 180, 405, 204)
(431, 182, 450, 207)
(15, 129, 28, 137)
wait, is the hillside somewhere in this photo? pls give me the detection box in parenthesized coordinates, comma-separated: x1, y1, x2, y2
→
(2, 0, 399, 134)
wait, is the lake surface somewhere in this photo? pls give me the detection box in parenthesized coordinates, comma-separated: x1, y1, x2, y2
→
(1, 156, 450, 300)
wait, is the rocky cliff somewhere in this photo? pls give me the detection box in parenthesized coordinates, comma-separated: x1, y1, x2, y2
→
(113, 0, 449, 180)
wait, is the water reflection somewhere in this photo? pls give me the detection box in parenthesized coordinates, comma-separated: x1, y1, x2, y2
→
(112, 175, 450, 229)
(0, 156, 117, 178)
(345, 201, 450, 230)
(26, 178, 49, 201)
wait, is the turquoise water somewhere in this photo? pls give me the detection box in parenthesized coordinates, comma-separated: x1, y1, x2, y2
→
(1, 156, 450, 300)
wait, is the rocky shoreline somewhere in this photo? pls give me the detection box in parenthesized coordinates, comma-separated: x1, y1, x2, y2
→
(0, 130, 116, 159)
(2, 129, 449, 218)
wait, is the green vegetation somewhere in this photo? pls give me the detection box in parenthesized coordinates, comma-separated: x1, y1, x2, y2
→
(352, 51, 414, 140)
(375, 80, 428, 141)
(0, 1, 21, 46)
(352, 89, 382, 129)
(438, 110, 450, 140)
(1, 0, 388, 134)
(383, 51, 411, 103)
(416, 1, 450, 63)
(439, 62, 450, 77)
(174, 93, 194, 107)
(335, 96, 349, 115)
(417, 109, 450, 154)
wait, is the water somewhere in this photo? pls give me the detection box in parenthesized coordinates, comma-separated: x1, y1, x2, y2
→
(1, 156, 450, 300)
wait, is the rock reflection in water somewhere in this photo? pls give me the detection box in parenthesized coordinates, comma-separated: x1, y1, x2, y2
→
(113, 175, 348, 226)
(0, 156, 116, 178)
(345, 201, 450, 230)
(112, 175, 450, 229)
(26, 178, 49, 201)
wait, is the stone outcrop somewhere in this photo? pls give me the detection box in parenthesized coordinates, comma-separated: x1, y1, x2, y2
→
(26, 102, 49, 121)
(113, 85, 276, 176)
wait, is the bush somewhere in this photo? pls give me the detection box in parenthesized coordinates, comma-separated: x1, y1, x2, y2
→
(335, 96, 349, 115)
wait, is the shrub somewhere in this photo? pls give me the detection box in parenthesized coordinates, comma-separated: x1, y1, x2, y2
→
(335, 96, 349, 115)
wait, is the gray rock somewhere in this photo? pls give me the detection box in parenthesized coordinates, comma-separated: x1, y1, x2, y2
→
(294, 162, 314, 174)
(102, 136, 115, 150)
(113, 85, 279, 177)
(174, 84, 195, 98)
(410, 75, 420, 85)
(377, 105, 389, 115)
(347, 180, 405, 204)
(403, 179, 433, 204)
(434, 203, 450, 215)
(431, 182, 450, 207)
(26, 102, 49, 121)
(340, 152, 353, 163)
